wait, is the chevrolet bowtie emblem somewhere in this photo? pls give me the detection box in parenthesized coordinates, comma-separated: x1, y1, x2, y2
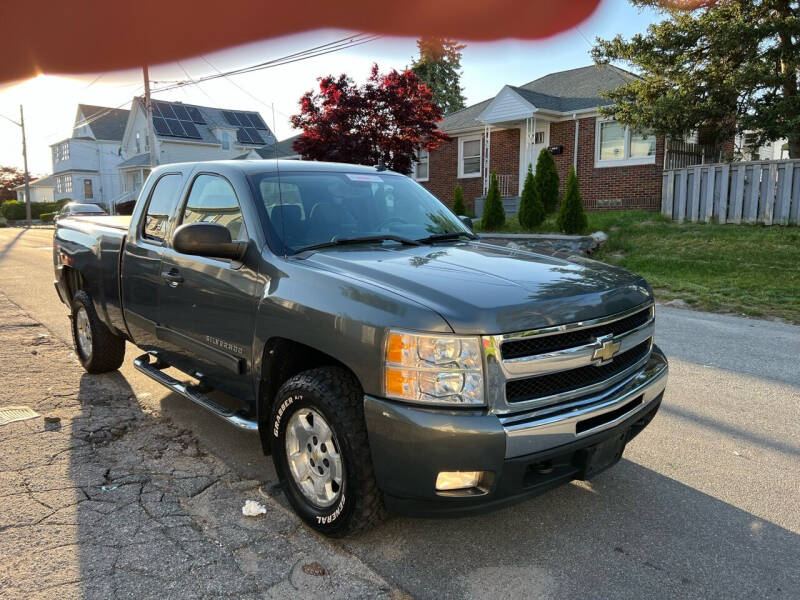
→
(592, 334, 621, 365)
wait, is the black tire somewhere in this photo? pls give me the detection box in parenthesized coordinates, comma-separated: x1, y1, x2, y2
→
(71, 290, 126, 374)
(270, 366, 386, 536)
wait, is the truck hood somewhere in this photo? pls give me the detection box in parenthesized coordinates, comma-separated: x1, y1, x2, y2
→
(302, 242, 652, 334)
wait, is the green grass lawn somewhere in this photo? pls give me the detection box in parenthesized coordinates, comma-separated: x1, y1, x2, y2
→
(477, 211, 800, 323)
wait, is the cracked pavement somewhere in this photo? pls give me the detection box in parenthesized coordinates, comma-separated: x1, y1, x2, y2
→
(0, 294, 397, 599)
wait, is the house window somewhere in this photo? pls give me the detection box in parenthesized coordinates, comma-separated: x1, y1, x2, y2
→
(84, 179, 93, 199)
(56, 177, 62, 193)
(413, 150, 429, 181)
(135, 132, 142, 154)
(596, 119, 656, 167)
(63, 176, 73, 194)
(219, 131, 230, 150)
(534, 131, 545, 145)
(458, 136, 482, 178)
(60, 143, 70, 161)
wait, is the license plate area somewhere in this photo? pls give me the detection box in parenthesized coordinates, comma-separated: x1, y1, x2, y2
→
(575, 432, 627, 479)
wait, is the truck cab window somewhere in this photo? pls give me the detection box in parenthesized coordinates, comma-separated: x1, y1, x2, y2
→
(143, 174, 182, 242)
(181, 174, 247, 241)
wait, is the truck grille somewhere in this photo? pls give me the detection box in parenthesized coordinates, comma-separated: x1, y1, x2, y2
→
(505, 340, 651, 403)
(501, 307, 651, 360)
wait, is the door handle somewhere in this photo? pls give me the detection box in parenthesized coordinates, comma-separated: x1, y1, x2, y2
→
(161, 269, 184, 287)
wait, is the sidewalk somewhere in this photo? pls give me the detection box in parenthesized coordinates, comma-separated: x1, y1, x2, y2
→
(0, 293, 399, 599)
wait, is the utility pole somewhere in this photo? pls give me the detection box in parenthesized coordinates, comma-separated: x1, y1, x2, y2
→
(20, 105, 32, 228)
(143, 66, 158, 169)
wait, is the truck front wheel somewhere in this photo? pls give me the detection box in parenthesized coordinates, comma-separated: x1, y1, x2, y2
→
(71, 290, 125, 374)
(270, 366, 386, 536)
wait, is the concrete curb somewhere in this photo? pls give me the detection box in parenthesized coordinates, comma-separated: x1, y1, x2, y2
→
(478, 231, 607, 255)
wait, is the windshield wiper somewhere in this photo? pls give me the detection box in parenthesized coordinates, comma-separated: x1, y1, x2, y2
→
(296, 235, 422, 253)
(416, 231, 478, 244)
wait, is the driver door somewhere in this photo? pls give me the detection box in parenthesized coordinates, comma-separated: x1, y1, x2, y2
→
(158, 173, 259, 402)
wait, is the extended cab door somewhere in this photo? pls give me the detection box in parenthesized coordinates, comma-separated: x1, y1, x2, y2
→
(157, 172, 259, 403)
(121, 172, 185, 349)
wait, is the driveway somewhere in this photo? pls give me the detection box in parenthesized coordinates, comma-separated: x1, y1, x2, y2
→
(1, 226, 798, 599)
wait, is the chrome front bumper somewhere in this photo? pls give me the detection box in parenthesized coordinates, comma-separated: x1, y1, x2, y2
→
(499, 347, 668, 457)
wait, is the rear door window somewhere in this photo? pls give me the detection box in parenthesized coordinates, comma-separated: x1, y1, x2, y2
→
(143, 174, 182, 242)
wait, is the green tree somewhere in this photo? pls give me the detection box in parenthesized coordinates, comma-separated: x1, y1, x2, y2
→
(557, 167, 588, 235)
(452, 184, 467, 215)
(481, 171, 505, 231)
(518, 164, 544, 230)
(411, 37, 467, 115)
(592, 0, 800, 157)
(532, 148, 559, 213)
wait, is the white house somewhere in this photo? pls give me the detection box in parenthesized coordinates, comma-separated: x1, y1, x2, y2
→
(49, 105, 129, 207)
(735, 132, 789, 161)
(13, 175, 56, 204)
(116, 98, 275, 205)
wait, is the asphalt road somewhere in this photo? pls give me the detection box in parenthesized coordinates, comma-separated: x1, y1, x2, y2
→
(2, 226, 799, 599)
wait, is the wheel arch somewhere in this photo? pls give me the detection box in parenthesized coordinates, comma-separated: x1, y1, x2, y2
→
(256, 337, 363, 455)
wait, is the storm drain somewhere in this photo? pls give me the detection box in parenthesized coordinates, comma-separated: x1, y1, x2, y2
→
(0, 406, 39, 426)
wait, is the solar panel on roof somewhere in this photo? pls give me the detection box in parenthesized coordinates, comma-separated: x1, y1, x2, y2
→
(223, 111, 239, 126)
(244, 127, 264, 144)
(158, 103, 177, 119)
(187, 106, 205, 124)
(247, 113, 268, 130)
(181, 122, 201, 138)
(165, 118, 185, 137)
(152, 117, 170, 136)
(151, 102, 163, 117)
(172, 104, 190, 121)
(236, 128, 252, 144)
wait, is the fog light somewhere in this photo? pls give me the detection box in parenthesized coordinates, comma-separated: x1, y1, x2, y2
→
(435, 471, 482, 491)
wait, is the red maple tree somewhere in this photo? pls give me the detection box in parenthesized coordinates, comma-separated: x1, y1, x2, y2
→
(291, 64, 450, 174)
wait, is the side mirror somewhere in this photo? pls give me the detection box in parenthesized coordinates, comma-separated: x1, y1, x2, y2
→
(458, 215, 474, 232)
(173, 222, 246, 261)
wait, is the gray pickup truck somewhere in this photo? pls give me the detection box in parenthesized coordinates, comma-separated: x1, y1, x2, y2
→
(53, 159, 668, 535)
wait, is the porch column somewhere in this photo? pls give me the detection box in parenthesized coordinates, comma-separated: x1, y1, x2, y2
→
(483, 124, 492, 195)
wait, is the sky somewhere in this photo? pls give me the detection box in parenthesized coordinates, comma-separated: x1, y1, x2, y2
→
(0, 0, 664, 175)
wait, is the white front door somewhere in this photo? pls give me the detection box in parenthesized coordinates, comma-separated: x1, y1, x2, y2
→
(518, 121, 550, 194)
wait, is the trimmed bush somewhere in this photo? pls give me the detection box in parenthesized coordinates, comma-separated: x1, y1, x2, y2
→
(557, 166, 588, 234)
(480, 171, 505, 230)
(40, 212, 57, 223)
(518, 164, 545, 230)
(0, 200, 26, 220)
(533, 148, 559, 214)
(452, 184, 467, 216)
(1, 199, 67, 220)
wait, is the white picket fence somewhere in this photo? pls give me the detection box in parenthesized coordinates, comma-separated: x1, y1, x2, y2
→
(661, 159, 800, 225)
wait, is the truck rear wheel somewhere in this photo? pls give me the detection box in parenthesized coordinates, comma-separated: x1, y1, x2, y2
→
(71, 290, 126, 374)
(270, 366, 386, 536)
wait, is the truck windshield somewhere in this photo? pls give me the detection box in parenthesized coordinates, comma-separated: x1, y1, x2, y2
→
(249, 171, 472, 254)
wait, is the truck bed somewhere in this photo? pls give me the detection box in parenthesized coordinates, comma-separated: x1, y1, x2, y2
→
(67, 215, 131, 231)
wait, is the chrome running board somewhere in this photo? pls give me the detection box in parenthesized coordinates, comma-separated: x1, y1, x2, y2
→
(133, 353, 258, 432)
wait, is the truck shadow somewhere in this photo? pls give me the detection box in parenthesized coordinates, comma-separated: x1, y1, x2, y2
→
(345, 457, 800, 599)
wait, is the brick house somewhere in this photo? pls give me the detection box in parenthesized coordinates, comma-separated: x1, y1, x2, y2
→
(413, 65, 664, 215)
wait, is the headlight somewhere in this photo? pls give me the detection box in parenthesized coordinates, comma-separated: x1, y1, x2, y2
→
(384, 330, 484, 405)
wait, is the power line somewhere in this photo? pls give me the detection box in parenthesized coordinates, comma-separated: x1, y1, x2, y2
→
(199, 55, 292, 121)
(176, 60, 217, 106)
(150, 33, 381, 95)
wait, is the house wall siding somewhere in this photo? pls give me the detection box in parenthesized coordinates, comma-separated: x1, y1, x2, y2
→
(424, 116, 664, 212)
(549, 117, 664, 211)
(421, 128, 520, 213)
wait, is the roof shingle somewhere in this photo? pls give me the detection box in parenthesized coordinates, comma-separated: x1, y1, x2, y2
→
(75, 104, 130, 141)
(439, 64, 637, 132)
